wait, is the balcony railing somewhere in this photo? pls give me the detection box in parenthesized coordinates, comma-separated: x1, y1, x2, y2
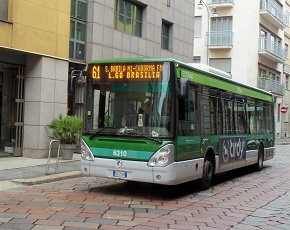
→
(206, 31, 233, 47)
(207, 0, 234, 4)
(258, 77, 284, 96)
(259, 37, 287, 62)
(260, 0, 288, 28)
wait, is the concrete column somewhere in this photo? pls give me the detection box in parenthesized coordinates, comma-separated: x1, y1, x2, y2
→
(23, 54, 68, 158)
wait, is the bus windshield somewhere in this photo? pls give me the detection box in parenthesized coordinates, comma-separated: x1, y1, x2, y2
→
(85, 62, 174, 139)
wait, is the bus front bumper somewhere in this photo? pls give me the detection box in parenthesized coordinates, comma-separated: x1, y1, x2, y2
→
(80, 157, 196, 185)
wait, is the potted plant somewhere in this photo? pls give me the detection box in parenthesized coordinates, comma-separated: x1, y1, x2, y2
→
(261, 74, 270, 79)
(47, 114, 83, 160)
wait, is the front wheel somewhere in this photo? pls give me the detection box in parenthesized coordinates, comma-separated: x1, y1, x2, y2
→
(200, 155, 214, 190)
(255, 145, 264, 171)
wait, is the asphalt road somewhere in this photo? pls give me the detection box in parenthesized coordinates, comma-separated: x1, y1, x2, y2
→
(0, 145, 289, 229)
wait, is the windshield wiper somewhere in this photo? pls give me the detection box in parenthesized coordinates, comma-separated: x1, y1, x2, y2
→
(90, 127, 163, 144)
(141, 133, 162, 144)
(89, 128, 106, 140)
(119, 131, 162, 144)
(89, 127, 117, 140)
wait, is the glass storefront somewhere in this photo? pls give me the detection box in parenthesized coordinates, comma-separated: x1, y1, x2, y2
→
(0, 63, 24, 157)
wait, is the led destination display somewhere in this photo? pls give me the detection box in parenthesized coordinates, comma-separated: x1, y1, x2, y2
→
(91, 63, 163, 81)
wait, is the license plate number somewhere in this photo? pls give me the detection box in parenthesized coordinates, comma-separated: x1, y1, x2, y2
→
(113, 170, 127, 178)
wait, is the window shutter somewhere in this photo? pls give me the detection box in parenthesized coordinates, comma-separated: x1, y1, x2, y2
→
(209, 58, 231, 74)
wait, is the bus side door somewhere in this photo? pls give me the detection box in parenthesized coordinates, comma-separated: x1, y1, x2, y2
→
(176, 84, 201, 161)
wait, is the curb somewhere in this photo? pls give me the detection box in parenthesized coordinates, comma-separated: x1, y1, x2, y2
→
(11, 171, 81, 185)
(276, 142, 290, 145)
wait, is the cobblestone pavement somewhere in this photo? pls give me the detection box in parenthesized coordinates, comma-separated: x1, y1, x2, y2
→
(0, 145, 289, 230)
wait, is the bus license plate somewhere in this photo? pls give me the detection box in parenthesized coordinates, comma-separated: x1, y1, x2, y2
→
(113, 170, 127, 178)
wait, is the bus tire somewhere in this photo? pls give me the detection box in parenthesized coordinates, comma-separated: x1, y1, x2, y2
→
(200, 155, 214, 190)
(255, 144, 264, 171)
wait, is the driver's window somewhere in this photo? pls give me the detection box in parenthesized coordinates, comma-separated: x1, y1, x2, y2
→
(121, 101, 138, 128)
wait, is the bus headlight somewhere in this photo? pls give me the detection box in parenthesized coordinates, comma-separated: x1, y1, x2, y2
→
(148, 144, 174, 167)
(80, 139, 94, 162)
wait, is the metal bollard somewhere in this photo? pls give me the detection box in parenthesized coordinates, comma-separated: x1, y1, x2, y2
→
(46, 140, 60, 175)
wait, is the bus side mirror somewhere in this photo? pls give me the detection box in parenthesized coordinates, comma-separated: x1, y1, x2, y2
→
(69, 70, 88, 94)
(177, 78, 188, 98)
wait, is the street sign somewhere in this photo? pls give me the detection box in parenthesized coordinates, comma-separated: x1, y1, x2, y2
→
(281, 106, 287, 114)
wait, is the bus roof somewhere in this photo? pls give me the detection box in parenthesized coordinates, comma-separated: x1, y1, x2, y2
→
(88, 58, 273, 101)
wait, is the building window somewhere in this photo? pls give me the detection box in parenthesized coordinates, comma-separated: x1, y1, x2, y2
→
(162, 20, 172, 51)
(194, 16, 202, 37)
(193, 56, 201, 63)
(209, 58, 231, 75)
(260, 29, 267, 50)
(70, 0, 87, 61)
(0, 0, 8, 20)
(210, 17, 232, 46)
(286, 75, 289, 90)
(259, 68, 267, 77)
(114, 0, 142, 37)
(211, 17, 233, 33)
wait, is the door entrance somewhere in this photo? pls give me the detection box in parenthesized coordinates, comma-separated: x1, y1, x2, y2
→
(0, 63, 25, 157)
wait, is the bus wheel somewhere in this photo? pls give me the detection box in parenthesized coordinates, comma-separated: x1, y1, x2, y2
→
(255, 145, 264, 171)
(200, 155, 213, 190)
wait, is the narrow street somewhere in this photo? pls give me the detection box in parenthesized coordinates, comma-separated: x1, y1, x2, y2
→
(0, 145, 289, 230)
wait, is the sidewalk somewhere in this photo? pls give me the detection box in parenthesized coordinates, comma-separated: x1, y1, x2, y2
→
(276, 137, 290, 145)
(0, 153, 81, 191)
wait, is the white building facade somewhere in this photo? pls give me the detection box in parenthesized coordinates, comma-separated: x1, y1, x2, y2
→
(194, 0, 289, 138)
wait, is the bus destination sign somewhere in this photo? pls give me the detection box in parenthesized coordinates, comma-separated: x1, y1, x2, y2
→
(91, 63, 163, 81)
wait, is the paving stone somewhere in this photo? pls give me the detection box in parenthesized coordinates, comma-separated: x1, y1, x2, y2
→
(0, 212, 29, 219)
(9, 218, 36, 224)
(109, 206, 134, 212)
(0, 223, 35, 229)
(50, 215, 86, 223)
(82, 204, 109, 210)
(50, 203, 83, 209)
(0, 217, 11, 223)
(85, 217, 118, 225)
(32, 225, 64, 230)
(147, 209, 171, 215)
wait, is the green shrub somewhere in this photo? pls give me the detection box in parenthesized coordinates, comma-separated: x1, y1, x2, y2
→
(47, 114, 83, 144)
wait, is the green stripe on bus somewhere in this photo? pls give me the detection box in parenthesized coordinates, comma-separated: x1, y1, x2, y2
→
(91, 147, 153, 161)
(179, 69, 272, 102)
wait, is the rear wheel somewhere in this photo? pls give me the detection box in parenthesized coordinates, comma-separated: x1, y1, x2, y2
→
(255, 144, 264, 171)
(200, 155, 214, 190)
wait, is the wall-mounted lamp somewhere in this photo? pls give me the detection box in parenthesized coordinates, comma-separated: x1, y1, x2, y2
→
(197, 0, 218, 65)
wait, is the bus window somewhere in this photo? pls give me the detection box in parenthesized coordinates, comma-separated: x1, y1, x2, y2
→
(201, 87, 211, 135)
(209, 88, 219, 135)
(121, 103, 138, 127)
(265, 102, 274, 134)
(234, 97, 246, 134)
(217, 97, 223, 134)
(256, 100, 265, 134)
(221, 92, 233, 134)
(246, 99, 256, 134)
(178, 84, 199, 136)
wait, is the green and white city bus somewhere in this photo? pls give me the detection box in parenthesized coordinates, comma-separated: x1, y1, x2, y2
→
(79, 58, 275, 190)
